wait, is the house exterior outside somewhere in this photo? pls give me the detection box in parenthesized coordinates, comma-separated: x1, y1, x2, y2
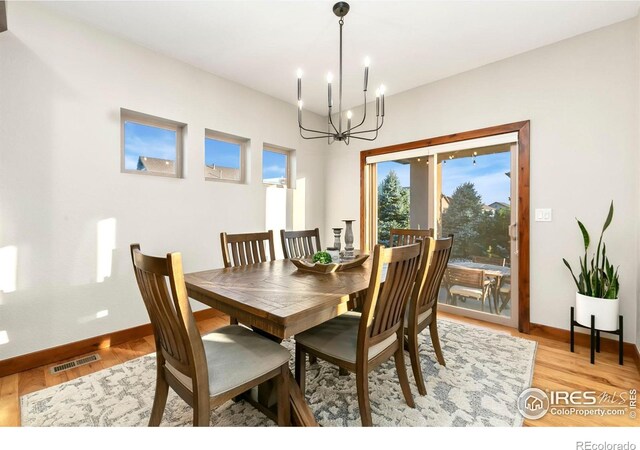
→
(137, 156, 175, 174)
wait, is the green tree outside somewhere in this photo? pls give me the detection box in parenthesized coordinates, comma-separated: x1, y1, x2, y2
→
(377, 170, 409, 246)
(376, 172, 510, 260)
(477, 206, 511, 259)
(441, 182, 510, 259)
(441, 182, 484, 258)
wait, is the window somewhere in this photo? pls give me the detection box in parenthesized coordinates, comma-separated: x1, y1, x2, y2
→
(263, 145, 293, 187)
(121, 109, 185, 178)
(204, 131, 247, 183)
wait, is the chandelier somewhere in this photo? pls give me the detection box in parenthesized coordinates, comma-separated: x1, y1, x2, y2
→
(297, 2, 385, 144)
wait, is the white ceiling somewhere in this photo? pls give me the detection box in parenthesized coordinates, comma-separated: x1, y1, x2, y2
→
(41, 1, 640, 115)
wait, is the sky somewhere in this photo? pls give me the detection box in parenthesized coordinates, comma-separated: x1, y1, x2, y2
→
(262, 150, 287, 180)
(205, 138, 241, 168)
(377, 151, 511, 204)
(123, 122, 176, 170)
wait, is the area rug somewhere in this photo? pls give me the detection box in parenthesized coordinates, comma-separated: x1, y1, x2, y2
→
(20, 319, 536, 427)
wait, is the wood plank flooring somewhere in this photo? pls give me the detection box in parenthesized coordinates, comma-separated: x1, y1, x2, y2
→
(0, 310, 637, 427)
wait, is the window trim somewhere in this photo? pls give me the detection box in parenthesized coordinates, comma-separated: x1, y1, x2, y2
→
(262, 144, 294, 188)
(204, 130, 248, 184)
(120, 108, 185, 179)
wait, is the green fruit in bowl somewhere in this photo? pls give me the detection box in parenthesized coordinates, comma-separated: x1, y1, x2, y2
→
(312, 251, 333, 264)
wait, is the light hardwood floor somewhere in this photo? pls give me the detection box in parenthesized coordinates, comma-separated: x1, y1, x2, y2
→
(0, 310, 637, 427)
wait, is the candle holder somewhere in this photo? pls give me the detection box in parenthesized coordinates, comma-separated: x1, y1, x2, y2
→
(332, 227, 343, 251)
(342, 219, 355, 259)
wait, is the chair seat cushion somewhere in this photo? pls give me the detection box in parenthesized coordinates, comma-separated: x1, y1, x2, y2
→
(166, 325, 290, 397)
(403, 307, 432, 328)
(449, 285, 485, 298)
(294, 312, 397, 364)
(499, 283, 511, 293)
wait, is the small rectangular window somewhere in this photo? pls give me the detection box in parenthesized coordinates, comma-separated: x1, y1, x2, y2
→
(204, 131, 247, 183)
(263, 146, 293, 187)
(121, 109, 185, 178)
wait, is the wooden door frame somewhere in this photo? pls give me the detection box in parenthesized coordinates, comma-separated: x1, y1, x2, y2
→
(359, 121, 531, 333)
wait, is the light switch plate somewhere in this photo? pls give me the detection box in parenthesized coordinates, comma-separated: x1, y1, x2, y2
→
(535, 208, 552, 222)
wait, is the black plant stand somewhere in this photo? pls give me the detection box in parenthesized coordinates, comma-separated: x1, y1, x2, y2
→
(570, 306, 623, 365)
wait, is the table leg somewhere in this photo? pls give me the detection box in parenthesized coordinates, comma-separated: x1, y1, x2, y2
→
(288, 370, 318, 426)
(239, 327, 318, 426)
(239, 370, 318, 426)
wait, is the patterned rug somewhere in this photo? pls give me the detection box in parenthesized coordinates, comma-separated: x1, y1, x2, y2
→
(20, 319, 536, 427)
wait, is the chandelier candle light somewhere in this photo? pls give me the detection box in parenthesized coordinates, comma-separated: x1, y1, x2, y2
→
(297, 2, 385, 144)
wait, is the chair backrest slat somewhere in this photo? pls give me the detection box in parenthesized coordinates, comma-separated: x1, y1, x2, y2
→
(147, 274, 182, 362)
(240, 242, 247, 265)
(389, 228, 434, 248)
(304, 237, 311, 256)
(130, 244, 208, 393)
(220, 231, 276, 268)
(412, 236, 453, 316)
(251, 242, 257, 263)
(280, 228, 322, 259)
(239, 242, 248, 265)
(359, 243, 422, 347)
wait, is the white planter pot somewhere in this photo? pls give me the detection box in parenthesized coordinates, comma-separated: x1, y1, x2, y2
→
(575, 293, 619, 331)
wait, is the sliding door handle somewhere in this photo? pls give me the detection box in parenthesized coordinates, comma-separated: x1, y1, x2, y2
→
(509, 223, 517, 241)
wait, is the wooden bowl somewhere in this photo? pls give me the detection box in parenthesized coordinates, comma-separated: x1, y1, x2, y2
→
(289, 253, 369, 274)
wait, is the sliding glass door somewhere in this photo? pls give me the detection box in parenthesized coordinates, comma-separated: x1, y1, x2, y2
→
(436, 145, 518, 327)
(367, 137, 519, 327)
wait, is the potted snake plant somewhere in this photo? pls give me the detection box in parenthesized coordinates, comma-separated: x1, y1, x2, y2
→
(563, 201, 619, 331)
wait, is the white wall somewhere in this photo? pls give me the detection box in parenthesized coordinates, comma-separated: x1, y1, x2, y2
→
(0, 2, 326, 359)
(324, 19, 639, 343)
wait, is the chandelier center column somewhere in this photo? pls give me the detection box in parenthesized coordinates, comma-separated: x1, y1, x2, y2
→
(339, 18, 343, 136)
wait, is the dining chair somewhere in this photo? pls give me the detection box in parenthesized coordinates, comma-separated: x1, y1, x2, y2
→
(388, 227, 434, 310)
(471, 255, 506, 266)
(280, 227, 323, 366)
(220, 230, 276, 268)
(220, 230, 276, 324)
(404, 236, 453, 395)
(389, 228, 434, 247)
(280, 228, 322, 259)
(294, 242, 422, 427)
(130, 244, 290, 426)
(497, 275, 511, 313)
(445, 266, 495, 313)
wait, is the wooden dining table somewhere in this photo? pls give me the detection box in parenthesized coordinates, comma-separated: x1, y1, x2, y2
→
(184, 256, 373, 426)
